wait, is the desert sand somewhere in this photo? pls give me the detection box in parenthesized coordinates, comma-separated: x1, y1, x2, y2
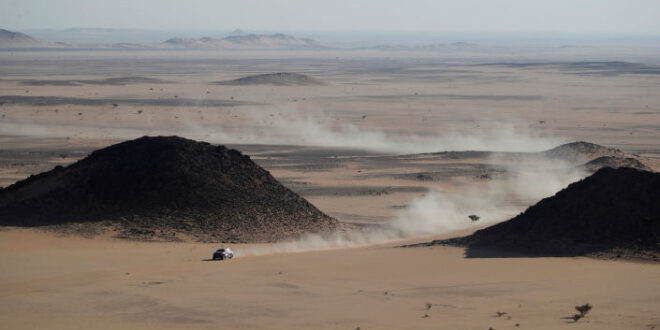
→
(1, 46, 659, 329)
(1, 229, 659, 329)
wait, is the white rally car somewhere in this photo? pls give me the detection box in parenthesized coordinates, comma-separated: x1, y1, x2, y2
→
(212, 248, 234, 260)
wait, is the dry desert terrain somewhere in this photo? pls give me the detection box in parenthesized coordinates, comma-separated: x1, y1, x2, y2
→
(1, 47, 659, 329)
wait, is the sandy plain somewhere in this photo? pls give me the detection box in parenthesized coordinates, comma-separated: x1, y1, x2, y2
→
(1, 47, 659, 329)
(1, 229, 660, 330)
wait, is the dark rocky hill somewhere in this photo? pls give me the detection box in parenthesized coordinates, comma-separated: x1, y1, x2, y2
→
(410, 167, 660, 260)
(214, 72, 325, 86)
(0, 136, 338, 242)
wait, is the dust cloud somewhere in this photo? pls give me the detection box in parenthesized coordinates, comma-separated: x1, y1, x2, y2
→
(238, 156, 586, 257)
(1, 107, 584, 256)
(1, 108, 563, 154)
(204, 109, 565, 153)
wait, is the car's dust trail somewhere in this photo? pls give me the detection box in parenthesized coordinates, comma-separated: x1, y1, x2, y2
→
(238, 158, 585, 257)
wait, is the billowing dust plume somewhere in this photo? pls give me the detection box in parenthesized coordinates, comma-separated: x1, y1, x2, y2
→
(238, 156, 586, 257)
(1, 108, 563, 153)
(1, 108, 585, 254)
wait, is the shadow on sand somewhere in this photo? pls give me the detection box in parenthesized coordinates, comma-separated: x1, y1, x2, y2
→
(201, 258, 234, 262)
(460, 243, 634, 259)
(461, 247, 578, 258)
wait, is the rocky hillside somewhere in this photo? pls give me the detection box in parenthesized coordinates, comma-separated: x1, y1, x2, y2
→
(539, 141, 625, 162)
(412, 167, 660, 260)
(0, 136, 338, 242)
(539, 141, 654, 172)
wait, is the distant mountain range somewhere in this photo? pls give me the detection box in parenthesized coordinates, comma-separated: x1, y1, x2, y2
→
(0, 29, 66, 48)
(372, 41, 476, 50)
(0, 28, 483, 51)
(161, 33, 320, 49)
(0, 28, 322, 50)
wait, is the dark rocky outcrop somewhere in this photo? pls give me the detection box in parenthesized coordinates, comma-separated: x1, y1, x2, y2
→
(0, 136, 338, 242)
(410, 167, 660, 260)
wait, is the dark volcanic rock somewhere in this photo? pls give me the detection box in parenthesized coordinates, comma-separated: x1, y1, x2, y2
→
(0, 136, 337, 242)
(415, 167, 660, 259)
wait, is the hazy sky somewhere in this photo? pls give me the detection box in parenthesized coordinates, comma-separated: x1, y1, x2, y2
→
(2, 0, 659, 34)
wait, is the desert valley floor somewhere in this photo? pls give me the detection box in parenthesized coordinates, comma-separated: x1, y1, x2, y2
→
(1, 48, 659, 329)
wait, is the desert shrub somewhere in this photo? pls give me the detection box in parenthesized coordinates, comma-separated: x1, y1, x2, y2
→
(575, 303, 592, 316)
(566, 303, 592, 322)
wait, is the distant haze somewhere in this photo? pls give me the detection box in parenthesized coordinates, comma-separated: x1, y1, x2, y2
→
(2, 0, 659, 35)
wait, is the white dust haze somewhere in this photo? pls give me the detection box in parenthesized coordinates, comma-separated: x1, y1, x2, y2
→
(1, 108, 563, 153)
(1, 107, 585, 255)
(200, 109, 564, 153)
(238, 156, 587, 257)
